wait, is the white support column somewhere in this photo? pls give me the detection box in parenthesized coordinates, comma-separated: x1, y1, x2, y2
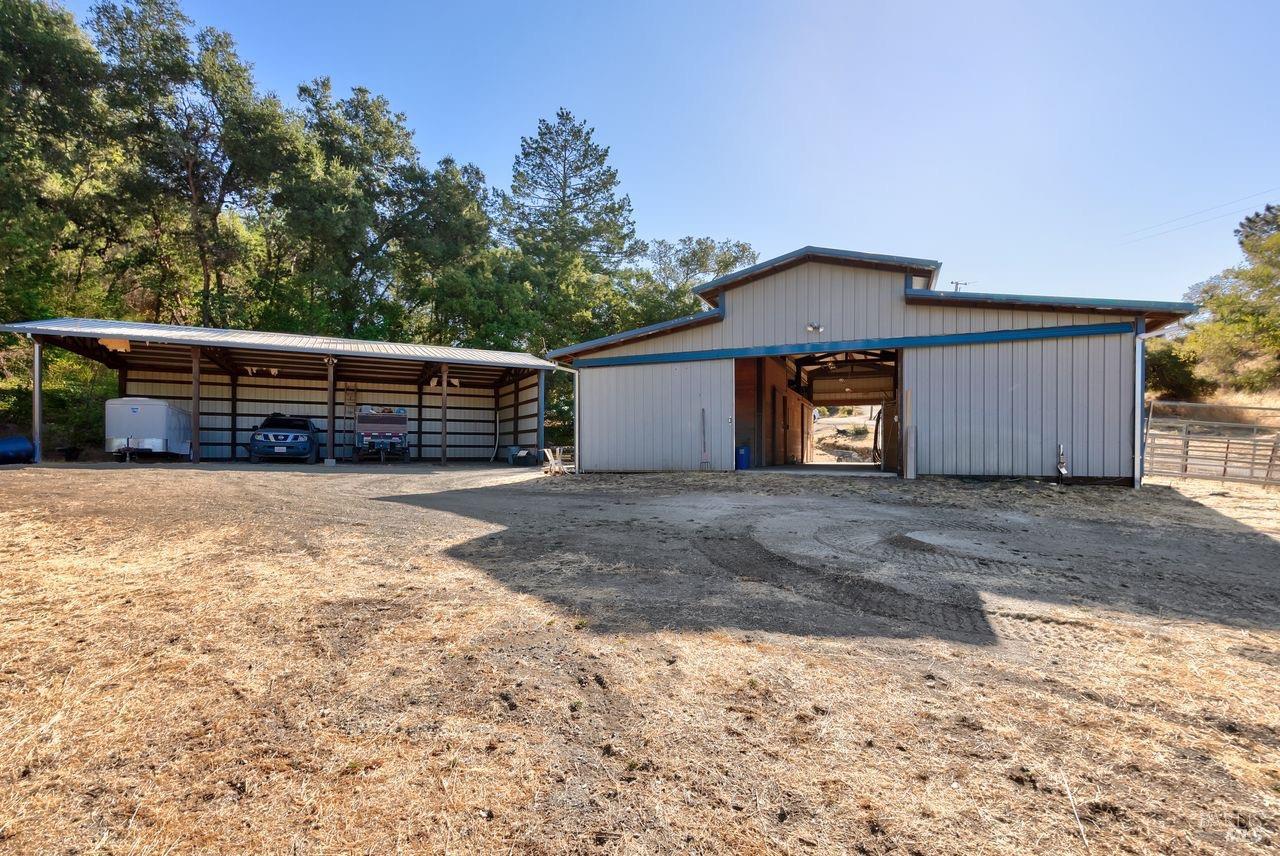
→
(1133, 317, 1148, 489)
(31, 337, 43, 463)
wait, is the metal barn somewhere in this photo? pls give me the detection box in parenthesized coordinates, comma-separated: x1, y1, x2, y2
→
(550, 247, 1195, 484)
(1, 318, 554, 464)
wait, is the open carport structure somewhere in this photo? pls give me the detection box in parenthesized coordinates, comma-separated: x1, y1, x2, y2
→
(1, 317, 555, 463)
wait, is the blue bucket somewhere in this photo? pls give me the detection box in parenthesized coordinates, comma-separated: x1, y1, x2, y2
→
(735, 444, 751, 470)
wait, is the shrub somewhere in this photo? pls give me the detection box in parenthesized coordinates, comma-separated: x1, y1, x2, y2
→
(1145, 338, 1213, 400)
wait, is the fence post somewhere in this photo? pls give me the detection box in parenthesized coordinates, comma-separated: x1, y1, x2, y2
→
(1180, 423, 1189, 475)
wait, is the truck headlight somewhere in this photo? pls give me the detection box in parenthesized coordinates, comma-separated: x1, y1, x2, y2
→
(253, 433, 266, 441)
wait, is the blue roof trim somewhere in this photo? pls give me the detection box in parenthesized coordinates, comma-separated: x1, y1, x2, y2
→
(904, 287, 1196, 315)
(546, 305, 724, 359)
(573, 321, 1136, 368)
(692, 245, 941, 297)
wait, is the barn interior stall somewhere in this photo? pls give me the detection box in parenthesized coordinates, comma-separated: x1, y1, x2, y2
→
(0, 318, 553, 464)
(733, 349, 900, 472)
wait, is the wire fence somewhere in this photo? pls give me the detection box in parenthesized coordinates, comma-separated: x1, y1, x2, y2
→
(1144, 400, 1280, 487)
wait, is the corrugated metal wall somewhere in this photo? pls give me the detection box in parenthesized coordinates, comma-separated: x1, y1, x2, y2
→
(595, 263, 1108, 358)
(496, 372, 540, 451)
(902, 331, 1135, 478)
(579, 360, 734, 472)
(572, 260, 1139, 477)
(125, 370, 509, 461)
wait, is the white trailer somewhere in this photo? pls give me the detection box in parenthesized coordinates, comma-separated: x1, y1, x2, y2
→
(105, 397, 192, 460)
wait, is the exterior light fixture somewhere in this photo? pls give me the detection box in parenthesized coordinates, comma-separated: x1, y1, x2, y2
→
(806, 322, 824, 333)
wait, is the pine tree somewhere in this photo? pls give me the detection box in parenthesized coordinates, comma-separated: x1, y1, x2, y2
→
(498, 108, 642, 272)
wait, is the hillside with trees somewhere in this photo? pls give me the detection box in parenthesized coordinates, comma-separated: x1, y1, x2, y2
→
(1147, 204, 1280, 402)
(0, 0, 756, 446)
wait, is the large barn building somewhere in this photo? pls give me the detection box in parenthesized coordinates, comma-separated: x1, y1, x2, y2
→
(549, 247, 1195, 483)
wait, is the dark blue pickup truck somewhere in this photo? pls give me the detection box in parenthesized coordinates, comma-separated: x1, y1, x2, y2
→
(247, 413, 321, 464)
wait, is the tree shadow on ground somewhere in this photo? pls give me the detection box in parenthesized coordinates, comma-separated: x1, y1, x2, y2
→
(376, 485, 1002, 644)
(374, 478, 1280, 643)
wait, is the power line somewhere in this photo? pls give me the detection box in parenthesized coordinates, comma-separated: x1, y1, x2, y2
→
(1116, 203, 1265, 246)
(1118, 185, 1280, 238)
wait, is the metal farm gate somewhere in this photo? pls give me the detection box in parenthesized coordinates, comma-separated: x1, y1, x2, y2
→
(1143, 400, 1280, 487)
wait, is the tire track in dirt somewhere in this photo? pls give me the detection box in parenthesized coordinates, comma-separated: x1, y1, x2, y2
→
(696, 533, 998, 642)
(699, 529, 1156, 650)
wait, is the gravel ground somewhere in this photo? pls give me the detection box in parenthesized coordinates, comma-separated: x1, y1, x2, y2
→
(0, 463, 1277, 854)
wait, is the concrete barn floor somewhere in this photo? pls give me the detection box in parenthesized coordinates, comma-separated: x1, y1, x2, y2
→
(0, 463, 1277, 854)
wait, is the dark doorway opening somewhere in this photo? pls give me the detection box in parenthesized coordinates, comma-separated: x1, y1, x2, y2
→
(733, 350, 900, 473)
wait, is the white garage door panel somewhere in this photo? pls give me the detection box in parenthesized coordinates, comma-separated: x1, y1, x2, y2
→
(903, 331, 1135, 478)
(580, 361, 735, 472)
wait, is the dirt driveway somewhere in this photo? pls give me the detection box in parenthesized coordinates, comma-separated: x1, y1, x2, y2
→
(1, 464, 1277, 854)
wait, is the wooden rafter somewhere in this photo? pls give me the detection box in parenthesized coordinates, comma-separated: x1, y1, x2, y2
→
(203, 346, 240, 376)
(416, 361, 441, 386)
(45, 335, 126, 370)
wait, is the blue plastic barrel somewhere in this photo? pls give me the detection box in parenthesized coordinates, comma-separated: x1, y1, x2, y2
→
(735, 444, 751, 470)
(0, 436, 35, 465)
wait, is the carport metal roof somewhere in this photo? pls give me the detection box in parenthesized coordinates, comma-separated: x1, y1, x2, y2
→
(0, 317, 555, 387)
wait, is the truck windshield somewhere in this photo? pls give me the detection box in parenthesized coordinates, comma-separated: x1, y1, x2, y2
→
(260, 417, 312, 431)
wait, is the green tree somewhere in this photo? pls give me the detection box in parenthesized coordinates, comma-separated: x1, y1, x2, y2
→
(270, 78, 490, 338)
(615, 236, 757, 328)
(0, 0, 105, 322)
(1184, 208, 1280, 391)
(91, 0, 298, 326)
(1145, 337, 1212, 400)
(498, 108, 642, 272)
(410, 247, 538, 351)
(1235, 203, 1279, 244)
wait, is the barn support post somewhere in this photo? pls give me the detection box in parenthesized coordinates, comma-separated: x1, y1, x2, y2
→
(325, 356, 337, 466)
(536, 369, 546, 452)
(439, 364, 449, 465)
(1133, 316, 1148, 489)
(416, 382, 424, 461)
(754, 357, 764, 467)
(229, 374, 239, 461)
(117, 367, 128, 399)
(190, 346, 201, 463)
(31, 337, 43, 463)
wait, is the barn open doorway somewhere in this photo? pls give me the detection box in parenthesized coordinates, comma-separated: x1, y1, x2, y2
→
(733, 350, 900, 473)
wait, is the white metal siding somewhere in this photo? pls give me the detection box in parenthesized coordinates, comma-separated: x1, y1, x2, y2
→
(572, 260, 1139, 476)
(496, 373, 541, 450)
(125, 370, 503, 461)
(594, 264, 1107, 358)
(902, 331, 1135, 478)
(580, 361, 734, 472)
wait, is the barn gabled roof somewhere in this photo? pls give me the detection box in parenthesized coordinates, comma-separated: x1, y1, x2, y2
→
(548, 245, 1197, 361)
(902, 289, 1196, 330)
(546, 307, 724, 360)
(692, 245, 942, 307)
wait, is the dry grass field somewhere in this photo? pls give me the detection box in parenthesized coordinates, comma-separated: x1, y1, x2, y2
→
(1, 464, 1278, 854)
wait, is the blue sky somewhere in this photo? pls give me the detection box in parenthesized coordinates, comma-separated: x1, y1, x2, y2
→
(65, 0, 1279, 302)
